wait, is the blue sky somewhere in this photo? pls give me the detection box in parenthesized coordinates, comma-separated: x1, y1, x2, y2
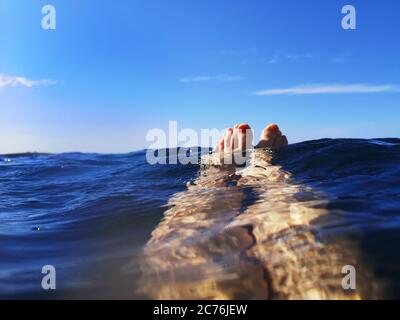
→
(0, 0, 399, 153)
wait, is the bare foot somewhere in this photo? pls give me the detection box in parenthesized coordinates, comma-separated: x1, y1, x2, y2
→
(215, 124, 253, 165)
(255, 124, 288, 149)
(214, 123, 288, 165)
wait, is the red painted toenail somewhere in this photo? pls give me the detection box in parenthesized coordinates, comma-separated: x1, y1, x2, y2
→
(267, 124, 280, 133)
(238, 124, 251, 132)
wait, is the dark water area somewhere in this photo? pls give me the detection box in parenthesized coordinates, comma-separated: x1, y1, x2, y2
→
(0, 138, 399, 299)
(0, 150, 200, 299)
(274, 138, 400, 298)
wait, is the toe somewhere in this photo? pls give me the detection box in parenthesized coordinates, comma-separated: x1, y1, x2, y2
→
(263, 124, 280, 138)
(265, 124, 280, 134)
(215, 128, 234, 152)
(273, 135, 288, 148)
(237, 123, 251, 132)
(257, 124, 288, 149)
(261, 126, 281, 142)
(233, 123, 252, 150)
(224, 128, 234, 152)
(215, 138, 223, 153)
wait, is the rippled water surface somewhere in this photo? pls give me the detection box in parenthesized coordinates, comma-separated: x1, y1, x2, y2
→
(1, 138, 399, 299)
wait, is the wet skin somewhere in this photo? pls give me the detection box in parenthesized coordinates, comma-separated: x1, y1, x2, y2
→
(215, 123, 288, 165)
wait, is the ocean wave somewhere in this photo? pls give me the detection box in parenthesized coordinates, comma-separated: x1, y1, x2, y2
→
(1, 138, 399, 298)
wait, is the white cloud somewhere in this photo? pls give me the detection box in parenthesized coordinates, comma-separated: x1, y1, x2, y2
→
(213, 48, 313, 66)
(255, 84, 400, 96)
(0, 74, 57, 90)
(241, 52, 313, 65)
(180, 74, 244, 83)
